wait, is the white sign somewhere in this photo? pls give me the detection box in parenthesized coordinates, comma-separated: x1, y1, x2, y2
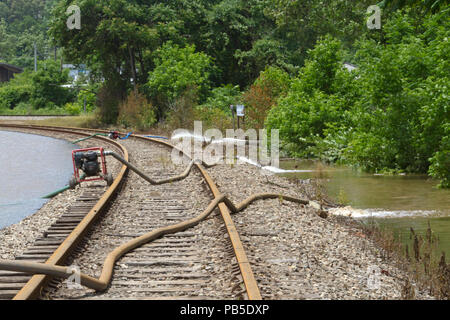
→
(236, 105, 245, 117)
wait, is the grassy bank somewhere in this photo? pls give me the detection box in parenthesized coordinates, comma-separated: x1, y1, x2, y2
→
(360, 220, 450, 299)
(0, 114, 102, 129)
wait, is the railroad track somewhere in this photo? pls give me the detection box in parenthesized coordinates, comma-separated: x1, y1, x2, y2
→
(0, 125, 128, 299)
(0, 124, 261, 300)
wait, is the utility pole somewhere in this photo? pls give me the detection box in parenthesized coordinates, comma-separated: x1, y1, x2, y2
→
(34, 42, 37, 72)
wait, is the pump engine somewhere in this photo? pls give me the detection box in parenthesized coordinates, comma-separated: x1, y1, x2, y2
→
(69, 147, 113, 189)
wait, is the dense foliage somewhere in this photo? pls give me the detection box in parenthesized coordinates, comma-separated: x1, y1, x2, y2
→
(0, 0, 58, 68)
(267, 9, 449, 187)
(0, 0, 448, 186)
(0, 59, 74, 112)
(147, 42, 213, 118)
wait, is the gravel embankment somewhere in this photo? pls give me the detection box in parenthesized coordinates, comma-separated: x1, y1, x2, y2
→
(207, 162, 433, 299)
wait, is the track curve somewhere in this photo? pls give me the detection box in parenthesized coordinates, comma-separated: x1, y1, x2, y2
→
(0, 124, 263, 300)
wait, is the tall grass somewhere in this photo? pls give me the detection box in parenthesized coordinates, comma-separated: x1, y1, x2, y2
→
(117, 90, 156, 131)
(362, 219, 450, 299)
(20, 114, 102, 129)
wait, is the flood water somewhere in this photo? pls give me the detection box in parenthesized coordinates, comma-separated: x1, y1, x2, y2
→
(0, 131, 77, 229)
(280, 160, 450, 257)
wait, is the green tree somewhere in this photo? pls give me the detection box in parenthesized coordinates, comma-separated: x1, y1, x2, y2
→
(147, 42, 213, 119)
(243, 66, 291, 129)
(0, 0, 57, 68)
(266, 0, 374, 66)
(30, 59, 74, 109)
(267, 7, 450, 187)
(380, 0, 449, 13)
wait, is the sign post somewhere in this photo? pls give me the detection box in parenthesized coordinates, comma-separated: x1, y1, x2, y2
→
(230, 105, 236, 130)
(236, 105, 245, 129)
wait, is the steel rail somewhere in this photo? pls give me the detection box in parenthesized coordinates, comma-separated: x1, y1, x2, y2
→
(131, 134, 264, 300)
(0, 124, 129, 300)
(0, 124, 263, 300)
(0, 192, 309, 294)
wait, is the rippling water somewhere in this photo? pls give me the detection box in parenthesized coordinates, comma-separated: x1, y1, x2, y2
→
(0, 131, 77, 229)
(280, 159, 450, 256)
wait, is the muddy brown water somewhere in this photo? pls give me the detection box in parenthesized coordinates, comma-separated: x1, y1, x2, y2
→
(280, 160, 450, 257)
(0, 130, 77, 229)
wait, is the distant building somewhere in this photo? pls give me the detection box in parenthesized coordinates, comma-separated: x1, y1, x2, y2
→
(62, 64, 90, 82)
(343, 62, 358, 72)
(0, 63, 23, 83)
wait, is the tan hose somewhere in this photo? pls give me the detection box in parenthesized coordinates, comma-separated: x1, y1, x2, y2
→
(0, 192, 308, 291)
(105, 152, 202, 185)
(224, 193, 309, 214)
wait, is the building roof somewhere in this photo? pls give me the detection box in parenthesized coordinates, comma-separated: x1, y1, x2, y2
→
(0, 63, 23, 73)
(343, 62, 358, 72)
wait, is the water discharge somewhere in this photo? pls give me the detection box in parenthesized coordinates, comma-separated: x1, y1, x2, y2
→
(280, 159, 450, 256)
(0, 131, 77, 229)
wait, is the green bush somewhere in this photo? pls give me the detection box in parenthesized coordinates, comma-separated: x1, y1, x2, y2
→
(76, 89, 97, 113)
(64, 103, 83, 115)
(118, 90, 156, 131)
(0, 60, 75, 112)
(30, 60, 75, 109)
(253, 66, 291, 99)
(193, 105, 233, 133)
(296, 35, 344, 96)
(266, 37, 347, 157)
(0, 71, 33, 109)
(242, 66, 291, 129)
(147, 42, 214, 119)
(429, 130, 450, 188)
(266, 9, 450, 187)
(267, 88, 345, 157)
(202, 84, 241, 114)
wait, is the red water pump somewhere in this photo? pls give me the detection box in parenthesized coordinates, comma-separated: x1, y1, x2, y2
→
(108, 131, 120, 140)
(69, 147, 113, 189)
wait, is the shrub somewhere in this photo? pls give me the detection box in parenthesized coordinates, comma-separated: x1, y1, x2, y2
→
(202, 84, 241, 114)
(147, 42, 213, 119)
(96, 79, 126, 124)
(296, 35, 344, 96)
(0, 82, 32, 109)
(64, 102, 83, 115)
(429, 133, 450, 188)
(118, 90, 156, 131)
(243, 66, 291, 129)
(164, 86, 198, 132)
(0, 71, 33, 109)
(267, 88, 345, 157)
(194, 105, 233, 133)
(30, 60, 75, 109)
(266, 9, 450, 187)
(76, 89, 97, 113)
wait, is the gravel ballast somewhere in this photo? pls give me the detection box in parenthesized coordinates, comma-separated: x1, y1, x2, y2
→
(207, 162, 433, 299)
